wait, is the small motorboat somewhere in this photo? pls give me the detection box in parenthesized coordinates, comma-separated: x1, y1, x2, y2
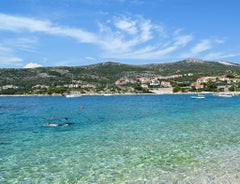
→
(215, 94, 233, 98)
(191, 94, 205, 99)
(65, 94, 82, 98)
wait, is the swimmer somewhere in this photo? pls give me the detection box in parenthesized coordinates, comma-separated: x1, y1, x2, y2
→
(80, 106, 84, 109)
(61, 123, 73, 127)
(45, 123, 59, 127)
(44, 122, 73, 127)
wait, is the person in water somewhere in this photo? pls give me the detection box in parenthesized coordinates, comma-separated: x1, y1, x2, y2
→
(44, 116, 73, 127)
(45, 122, 73, 127)
(45, 123, 59, 127)
(61, 122, 73, 127)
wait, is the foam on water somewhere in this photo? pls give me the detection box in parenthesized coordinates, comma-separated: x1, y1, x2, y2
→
(0, 95, 240, 183)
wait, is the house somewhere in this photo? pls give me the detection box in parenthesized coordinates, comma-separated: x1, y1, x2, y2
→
(32, 85, 49, 89)
(196, 77, 216, 84)
(115, 79, 129, 85)
(81, 84, 96, 88)
(217, 76, 228, 81)
(191, 83, 204, 89)
(1, 85, 19, 90)
(161, 81, 171, 88)
(150, 79, 160, 86)
(141, 84, 148, 88)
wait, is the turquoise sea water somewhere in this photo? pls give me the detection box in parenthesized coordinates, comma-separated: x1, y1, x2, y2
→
(0, 95, 240, 183)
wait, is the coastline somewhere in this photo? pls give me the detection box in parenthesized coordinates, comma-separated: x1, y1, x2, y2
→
(0, 91, 240, 97)
(1, 90, 240, 97)
(0, 88, 240, 97)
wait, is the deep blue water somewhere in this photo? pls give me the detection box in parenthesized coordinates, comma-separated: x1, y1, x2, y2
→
(0, 95, 240, 183)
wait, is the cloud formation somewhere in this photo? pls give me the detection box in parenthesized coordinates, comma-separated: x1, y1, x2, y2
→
(0, 13, 235, 66)
(0, 44, 23, 66)
(0, 13, 191, 58)
(23, 62, 43, 68)
(203, 52, 240, 61)
(191, 40, 212, 54)
(0, 56, 23, 64)
(114, 18, 137, 35)
(0, 13, 96, 43)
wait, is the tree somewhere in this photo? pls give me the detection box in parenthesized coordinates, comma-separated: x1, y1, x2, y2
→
(173, 85, 181, 93)
(228, 85, 235, 92)
(204, 80, 217, 91)
(226, 74, 235, 78)
(47, 87, 67, 95)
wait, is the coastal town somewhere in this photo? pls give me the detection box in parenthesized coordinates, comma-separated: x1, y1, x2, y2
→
(1, 72, 240, 95)
(1, 59, 240, 95)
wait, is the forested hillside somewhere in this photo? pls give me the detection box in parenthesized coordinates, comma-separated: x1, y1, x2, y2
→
(1, 59, 240, 95)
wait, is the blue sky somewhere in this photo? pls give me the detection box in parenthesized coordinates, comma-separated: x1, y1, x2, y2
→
(0, 0, 239, 68)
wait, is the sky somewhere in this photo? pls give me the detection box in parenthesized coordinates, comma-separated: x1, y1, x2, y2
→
(0, 0, 239, 68)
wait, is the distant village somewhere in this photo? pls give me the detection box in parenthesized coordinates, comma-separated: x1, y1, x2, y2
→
(1, 72, 240, 95)
(115, 73, 189, 88)
(115, 73, 240, 93)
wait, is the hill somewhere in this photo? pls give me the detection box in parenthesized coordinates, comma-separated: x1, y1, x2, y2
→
(1, 59, 240, 95)
(146, 58, 240, 75)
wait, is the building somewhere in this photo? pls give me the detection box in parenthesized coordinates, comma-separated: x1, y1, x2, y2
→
(196, 77, 216, 84)
(191, 83, 204, 89)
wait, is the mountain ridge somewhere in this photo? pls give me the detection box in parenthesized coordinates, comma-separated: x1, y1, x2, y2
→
(1, 58, 240, 95)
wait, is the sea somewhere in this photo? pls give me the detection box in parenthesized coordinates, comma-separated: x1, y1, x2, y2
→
(0, 94, 240, 184)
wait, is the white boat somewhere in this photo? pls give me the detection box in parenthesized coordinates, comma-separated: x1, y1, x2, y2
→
(65, 74, 81, 98)
(66, 94, 82, 98)
(216, 94, 233, 98)
(103, 94, 113, 96)
(191, 94, 205, 99)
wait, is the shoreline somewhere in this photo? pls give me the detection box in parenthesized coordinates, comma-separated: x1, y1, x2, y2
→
(1, 91, 240, 97)
(1, 86, 240, 97)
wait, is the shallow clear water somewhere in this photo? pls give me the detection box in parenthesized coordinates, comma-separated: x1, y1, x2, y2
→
(0, 95, 240, 183)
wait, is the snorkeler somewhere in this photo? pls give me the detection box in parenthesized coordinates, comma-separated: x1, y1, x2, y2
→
(44, 116, 73, 127)
(44, 122, 73, 127)
(45, 123, 59, 127)
(61, 122, 73, 127)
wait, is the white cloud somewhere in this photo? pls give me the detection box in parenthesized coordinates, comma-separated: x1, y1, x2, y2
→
(2, 13, 232, 63)
(0, 14, 51, 32)
(24, 62, 43, 68)
(191, 40, 212, 54)
(85, 56, 95, 60)
(114, 18, 137, 35)
(174, 35, 193, 46)
(0, 44, 24, 66)
(0, 13, 191, 61)
(105, 16, 155, 50)
(139, 19, 152, 42)
(105, 31, 193, 60)
(120, 46, 175, 59)
(0, 45, 11, 52)
(98, 17, 149, 52)
(203, 52, 240, 60)
(105, 34, 193, 60)
(0, 13, 97, 43)
(3, 37, 38, 53)
(214, 39, 225, 44)
(0, 56, 23, 64)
